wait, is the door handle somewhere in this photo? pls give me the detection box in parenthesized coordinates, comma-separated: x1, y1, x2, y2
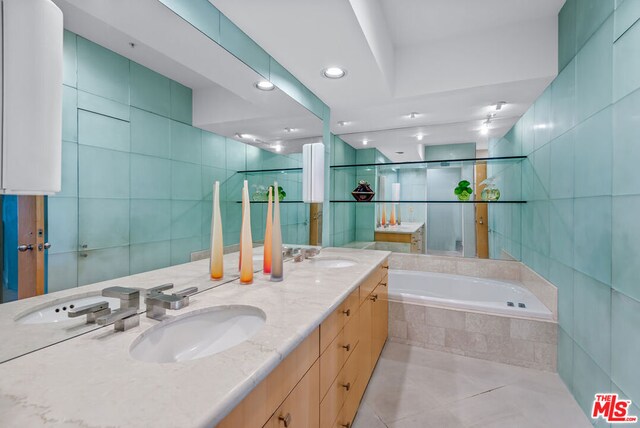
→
(478, 216, 484, 225)
(44, 243, 52, 250)
(17, 244, 33, 252)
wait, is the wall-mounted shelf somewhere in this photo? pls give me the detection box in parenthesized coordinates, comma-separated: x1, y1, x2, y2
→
(330, 155, 526, 171)
(330, 200, 527, 204)
(236, 167, 302, 174)
(235, 200, 305, 204)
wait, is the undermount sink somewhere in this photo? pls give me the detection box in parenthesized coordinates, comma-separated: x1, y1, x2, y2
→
(15, 294, 121, 325)
(129, 305, 266, 363)
(308, 257, 357, 268)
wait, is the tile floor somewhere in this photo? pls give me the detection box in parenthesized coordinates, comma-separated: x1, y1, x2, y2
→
(353, 341, 591, 428)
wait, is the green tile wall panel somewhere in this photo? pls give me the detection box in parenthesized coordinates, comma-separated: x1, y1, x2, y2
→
(611, 291, 640, 406)
(202, 131, 226, 169)
(613, 88, 640, 196)
(576, 0, 614, 51)
(549, 199, 574, 267)
(269, 59, 325, 119)
(573, 271, 611, 374)
(58, 141, 78, 198)
(78, 198, 130, 250)
(77, 37, 129, 104)
(63, 30, 77, 88)
(549, 130, 575, 199)
(130, 62, 171, 117)
(614, 19, 640, 101)
(576, 18, 613, 123)
(612, 195, 640, 302)
(225, 138, 246, 171)
(130, 241, 171, 275)
(573, 197, 612, 285)
(171, 201, 202, 239)
(533, 87, 552, 150)
(78, 91, 130, 121)
(171, 161, 202, 200)
(78, 146, 130, 198)
(171, 120, 202, 163)
(550, 261, 574, 335)
(219, 14, 270, 78)
(78, 110, 130, 152)
(245, 144, 263, 171)
(130, 108, 172, 159)
(532, 143, 550, 200)
(170, 237, 202, 265)
(47, 253, 78, 292)
(130, 199, 171, 244)
(170, 81, 193, 124)
(557, 328, 574, 390)
(62, 86, 78, 142)
(78, 246, 130, 286)
(130, 154, 171, 199)
(574, 107, 613, 198)
(550, 58, 577, 140)
(47, 197, 78, 254)
(202, 166, 227, 200)
(558, 0, 577, 72)
(614, 0, 640, 40)
(158, 0, 220, 43)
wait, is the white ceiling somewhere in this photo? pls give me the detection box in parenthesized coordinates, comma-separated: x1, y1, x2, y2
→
(211, 0, 564, 160)
(51, 0, 322, 152)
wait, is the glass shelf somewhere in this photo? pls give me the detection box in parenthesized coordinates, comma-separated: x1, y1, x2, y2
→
(235, 200, 305, 204)
(330, 200, 526, 204)
(330, 155, 526, 171)
(236, 167, 302, 174)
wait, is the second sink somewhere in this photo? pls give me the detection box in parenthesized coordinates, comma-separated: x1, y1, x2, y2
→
(129, 305, 266, 363)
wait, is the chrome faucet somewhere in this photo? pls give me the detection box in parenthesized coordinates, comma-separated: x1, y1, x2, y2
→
(67, 300, 111, 323)
(292, 247, 321, 262)
(95, 287, 140, 332)
(145, 283, 198, 320)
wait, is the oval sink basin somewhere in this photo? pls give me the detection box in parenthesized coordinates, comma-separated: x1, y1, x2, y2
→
(129, 305, 266, 363)
(15, 294, 121, 325)
(308, 257, 357, 269)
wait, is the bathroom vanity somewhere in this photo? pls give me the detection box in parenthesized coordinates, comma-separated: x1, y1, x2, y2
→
(374, 222, 425, 254)
(0, 248, 389, 428)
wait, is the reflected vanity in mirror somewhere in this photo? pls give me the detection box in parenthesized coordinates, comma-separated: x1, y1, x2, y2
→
(0, 0, 322, 363)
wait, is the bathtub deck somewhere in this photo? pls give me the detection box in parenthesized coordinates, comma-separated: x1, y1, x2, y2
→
(352, 342, 591, 428)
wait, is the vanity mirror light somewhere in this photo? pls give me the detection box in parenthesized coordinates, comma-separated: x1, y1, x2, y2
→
(0, 0, 323, 363)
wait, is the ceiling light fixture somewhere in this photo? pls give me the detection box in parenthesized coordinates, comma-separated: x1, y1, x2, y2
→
(409, 112, 419, 119)
(274, 144, 283, 152)
(362, 139, 369, 146)
(495, 101, 507, 111)
(322, 67, 346, 79)
(337, 121, 350, 126)
(416, 133, 424, 141)
(395, 151, 404, 154)
(235, 133, 252, 140)
(255, 80, 275, 91)
(284, 127, 297, 133)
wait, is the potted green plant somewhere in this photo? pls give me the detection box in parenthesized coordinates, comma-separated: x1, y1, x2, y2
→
(454, 180, 473, 201)
(268, 185, 286, 201)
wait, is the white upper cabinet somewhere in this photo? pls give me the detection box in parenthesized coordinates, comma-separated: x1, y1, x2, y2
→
(1, 0, 63, 195)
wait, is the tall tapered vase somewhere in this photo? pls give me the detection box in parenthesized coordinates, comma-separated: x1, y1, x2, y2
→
(390, 204, 396, 225)
(263, 187, 273, 274)
(271, 181, 283, 282)
(240, 182, 254, 284)
(381, 204, 387, 226)
(210, 181, 224, 280)
(239, 181, 245, 271)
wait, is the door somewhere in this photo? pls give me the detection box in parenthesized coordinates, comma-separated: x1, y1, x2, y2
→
(2, 196, 48, 302)
(475, 163, 489, 258)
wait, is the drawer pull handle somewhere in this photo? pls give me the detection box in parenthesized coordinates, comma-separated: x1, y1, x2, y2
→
(341, 423, 351, 428)
(382, 265, 389, 269)
(342, 309, 351, 316)
(370, 294, 378, 302)
(341, 382, 351, 391)
(380, 282, 387, 287)
(279, 413, 292, 427)
(342, 344, 351, 352)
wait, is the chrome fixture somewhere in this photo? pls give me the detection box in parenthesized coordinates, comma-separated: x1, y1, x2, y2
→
(145, 283, 199, 320)
(408, 112, 419, 119)
(95, 287, 140, 332)
(67, 300, 111, 324)
(292, 247, 320, 262)
(495, 101, 507, 110)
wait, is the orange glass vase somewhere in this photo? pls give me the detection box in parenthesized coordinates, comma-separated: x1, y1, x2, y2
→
(210, 181, 224, 280)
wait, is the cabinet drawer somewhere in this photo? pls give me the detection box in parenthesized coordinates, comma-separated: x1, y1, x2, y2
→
(320, 312, 360, 398)
(321, 344, 361, 428)
(332, 373, 362, 428)
(265, 360, 320, 428)
(321, 287, 359, 352)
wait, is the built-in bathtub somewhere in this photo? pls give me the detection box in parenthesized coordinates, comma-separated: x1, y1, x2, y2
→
(389, 270, 553, 320)
(388, 269, 558, 371)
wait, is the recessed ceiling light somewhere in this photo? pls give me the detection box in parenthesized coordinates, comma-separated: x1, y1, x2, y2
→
(255, 80, 275, 91)
(416, 133, 424, 141)
(322, 67, 346, 79)
(362, 139, 369, 145)
(273, 144, 282, 152)
(395, 151, 404, 154)
(409, 112, 419, 119)
(495, 101, 507, 110)
(235, 133, 252, 140)
(284, 127, 297, 133)
(337, 121, 350, 126)
(480, 121, 490, 135)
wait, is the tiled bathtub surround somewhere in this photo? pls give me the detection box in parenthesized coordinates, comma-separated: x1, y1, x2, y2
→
(389, 253, 558, 320)
(389, 302, 558, 372)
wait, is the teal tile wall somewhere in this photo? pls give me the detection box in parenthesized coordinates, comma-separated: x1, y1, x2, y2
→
(489, 2, 640, 423)
(48, 31, 308, 290)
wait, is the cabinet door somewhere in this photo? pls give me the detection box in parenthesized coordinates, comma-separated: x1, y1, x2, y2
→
(265, 361, 320, 428)
(359, 296, 373, 380)
(371, 281, 388, 365)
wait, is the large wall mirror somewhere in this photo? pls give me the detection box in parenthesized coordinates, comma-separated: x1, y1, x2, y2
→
(0, 0, 322, 363)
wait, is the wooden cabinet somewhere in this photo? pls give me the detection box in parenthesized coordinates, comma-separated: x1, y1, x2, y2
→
(217, 258, 388, 428)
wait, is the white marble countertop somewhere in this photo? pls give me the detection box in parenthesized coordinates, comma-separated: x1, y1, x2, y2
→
(0, 247, 389, 428)
(375, 222, 424, 234)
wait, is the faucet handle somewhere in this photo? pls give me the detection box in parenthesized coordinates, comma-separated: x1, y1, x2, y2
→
(96, 307, 139, 332)
(147, 283, 174, 295)
(173, 287, 198, 298)
(102, 286, 140, 300)
(67, 301, 111, 323)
